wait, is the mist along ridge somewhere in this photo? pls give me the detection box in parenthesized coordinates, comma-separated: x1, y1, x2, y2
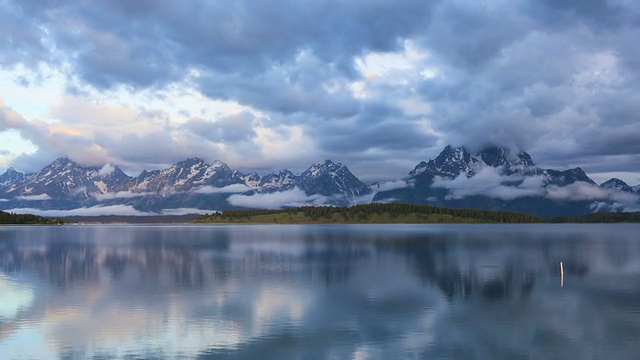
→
(0, 210, 63, 225)
(0, 145, 639, 217)
(192, 203, 541, 224)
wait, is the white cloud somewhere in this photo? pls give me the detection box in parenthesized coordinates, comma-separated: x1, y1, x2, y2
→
(6, 205, 152, 217)
(15, 194, 52, 201)
(92, 191, 153, 200)
(373, 180, 410, 192)
(195, 184, 253, 194)
(432, 167, 640, 206)
(160, 208, 215, 215)
(227, 187, 329, 209)
(433, 168, 546, 201)
(0, 275, 34, 320)
(546, 183, 640, 203)
(98, 163, 116, 176)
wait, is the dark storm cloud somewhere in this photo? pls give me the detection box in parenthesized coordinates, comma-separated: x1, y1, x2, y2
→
(410, 0, 640, 176)
(2, 0, 640, 181)
(182, 113, 256, 143)
(197, 57, 360, 119)
(3, 0, 439, 89)
(530, 0, 629, 28)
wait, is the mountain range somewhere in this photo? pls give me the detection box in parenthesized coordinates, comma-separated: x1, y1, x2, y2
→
(0, 145, 638, 217)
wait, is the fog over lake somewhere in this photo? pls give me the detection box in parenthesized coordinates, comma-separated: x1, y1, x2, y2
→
(1, 224, 639, 359)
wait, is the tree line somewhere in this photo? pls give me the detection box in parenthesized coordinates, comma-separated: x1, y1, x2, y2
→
(547, 212, 640, 223)
(0, 210, 63, 225)
(197, 203, 541, 223)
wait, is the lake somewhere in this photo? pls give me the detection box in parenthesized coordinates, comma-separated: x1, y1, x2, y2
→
(0, 224, 639, 359)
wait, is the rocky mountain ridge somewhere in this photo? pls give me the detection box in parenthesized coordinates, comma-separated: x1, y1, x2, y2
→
(0, 146, 637, 216)
(0, 157, 371, 211)
(373, 145, 639, 217)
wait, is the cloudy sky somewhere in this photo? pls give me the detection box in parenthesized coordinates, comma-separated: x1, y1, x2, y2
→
(1, 0, 639, 184)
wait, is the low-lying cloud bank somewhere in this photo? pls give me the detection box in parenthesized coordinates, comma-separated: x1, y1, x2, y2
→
(195, 184, 253, 194)
(160, 208, 214, 215)
(432, 167, 640, 210)
(15, 194, 52, 201)
(433, 169, 546, 201)
(6, 206, 215, 217)
(373, 180, 410, 192)
(227, 187, 330, 209)
(92, 191, 152, 200)
(7, 205, 153, 217)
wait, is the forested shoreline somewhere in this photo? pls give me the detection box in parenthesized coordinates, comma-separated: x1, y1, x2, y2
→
(547, 212, 640, 223)
(0, 210, 63, 225)
(193, 203, 541, 224)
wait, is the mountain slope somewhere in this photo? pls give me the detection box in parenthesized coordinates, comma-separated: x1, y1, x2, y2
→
(373, 145, 627, 217)
(296, 160, 371, 198)
(0, 157, 373, 212)
(600, 178, 634, 193)
(1, 148, 637, 216)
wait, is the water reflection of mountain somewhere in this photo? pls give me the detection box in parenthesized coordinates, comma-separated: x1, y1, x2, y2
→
(0, 225, 635, 300)
(0, 226, 373, 290)
(377, 227, 632, 301)
(1, 225, 640, 359)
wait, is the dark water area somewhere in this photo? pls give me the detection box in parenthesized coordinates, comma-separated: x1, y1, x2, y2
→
(0, 224, 639, 359)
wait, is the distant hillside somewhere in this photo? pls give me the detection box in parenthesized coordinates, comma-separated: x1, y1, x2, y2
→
(193, 203, 541, 224)
(0, 210, 63, 225)
(61, 214, 204, 224)
(547, 212, 640, 223)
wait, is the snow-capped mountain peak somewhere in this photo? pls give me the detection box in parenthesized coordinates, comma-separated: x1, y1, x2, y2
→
(600, 178, 634, 193)
(543, 167, 596, 187)
(298, 160, 370, 197)
(0, 167, 25, 186)
(258, 170, 296, 192)
(409, 145, 538, 180)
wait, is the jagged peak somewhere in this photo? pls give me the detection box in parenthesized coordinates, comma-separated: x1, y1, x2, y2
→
(600, 178, 633, 192)
(175, 157, 207, 166)
(601, 177, 627, 185)
(264, 169, 295, 177)
(304, 159, 345, 174)
(567, 167, 587, 174)
(312, 159, 338, 167)
(51, 156, 76, 165)
(2, 166, 22, 174)
(476, 146, 535, 167)
(210, 159, 228, 168)
(409, 161, 429, 177)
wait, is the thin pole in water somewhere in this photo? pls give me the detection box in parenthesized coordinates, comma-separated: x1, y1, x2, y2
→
(560, 261, 564, 287)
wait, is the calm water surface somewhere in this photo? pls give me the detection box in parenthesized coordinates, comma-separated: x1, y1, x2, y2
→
(0, 224, 639, 359)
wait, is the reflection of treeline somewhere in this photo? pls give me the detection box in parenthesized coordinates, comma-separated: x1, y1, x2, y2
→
(61, 214, 203, 224)
(0, 210, 63, 225)
(194, 203, 541, 224)
(547, 212, 640, 223)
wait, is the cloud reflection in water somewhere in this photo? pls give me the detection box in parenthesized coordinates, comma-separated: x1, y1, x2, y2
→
(0, 224, 639, 359)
